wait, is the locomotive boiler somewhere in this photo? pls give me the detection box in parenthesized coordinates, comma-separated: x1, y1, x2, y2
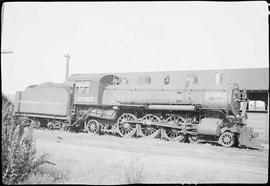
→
(104, 73, 241, 116)
(13, 72, 261, 148)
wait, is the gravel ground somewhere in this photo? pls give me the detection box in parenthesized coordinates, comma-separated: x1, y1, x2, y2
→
(33, 129, 268, 184)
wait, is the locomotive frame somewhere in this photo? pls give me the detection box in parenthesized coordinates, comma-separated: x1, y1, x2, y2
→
(14, 73, 261, 148)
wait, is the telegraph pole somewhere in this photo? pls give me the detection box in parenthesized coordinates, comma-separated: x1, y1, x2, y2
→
(64, 54, 70, 81)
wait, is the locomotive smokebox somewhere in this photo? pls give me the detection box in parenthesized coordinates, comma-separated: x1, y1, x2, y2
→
(215, 72, 223, 84)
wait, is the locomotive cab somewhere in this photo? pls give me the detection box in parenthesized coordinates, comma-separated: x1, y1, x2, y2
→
(74, 81, 98, 105)
(73, 75, 120, 105)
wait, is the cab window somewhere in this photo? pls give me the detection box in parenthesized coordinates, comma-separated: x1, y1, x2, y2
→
(75, 81, 91, 94)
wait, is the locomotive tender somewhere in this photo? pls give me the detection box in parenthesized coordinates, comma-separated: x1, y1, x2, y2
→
(14, 72, 261, 148)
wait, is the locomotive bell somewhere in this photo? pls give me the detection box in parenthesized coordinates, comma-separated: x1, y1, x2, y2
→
(215, 72, 223, 84)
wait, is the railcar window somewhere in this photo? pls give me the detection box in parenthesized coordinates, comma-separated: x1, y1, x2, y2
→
(75, 81, 91, 94)
(85, 87, 90, 94)
(77, 87, 82, 94)
(164, 75, 170, 85)
(137, 76, 151, 85)
(76, 87, 90, 94)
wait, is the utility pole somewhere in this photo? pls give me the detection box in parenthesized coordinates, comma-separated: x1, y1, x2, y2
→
(64, 54, 70, 81)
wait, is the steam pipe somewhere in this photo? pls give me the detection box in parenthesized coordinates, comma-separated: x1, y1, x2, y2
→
(148, 105, 195, 111)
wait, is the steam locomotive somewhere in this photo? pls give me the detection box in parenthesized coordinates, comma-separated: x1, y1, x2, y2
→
(13, 72, 261, 148)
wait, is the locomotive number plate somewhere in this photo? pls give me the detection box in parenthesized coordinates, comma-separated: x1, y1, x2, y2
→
(77, 96, 95, 103)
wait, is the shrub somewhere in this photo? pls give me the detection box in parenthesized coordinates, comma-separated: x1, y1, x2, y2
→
(2, 117, 53, 184)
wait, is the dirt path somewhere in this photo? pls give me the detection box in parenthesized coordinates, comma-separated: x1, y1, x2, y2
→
(34, 129, 268, 184)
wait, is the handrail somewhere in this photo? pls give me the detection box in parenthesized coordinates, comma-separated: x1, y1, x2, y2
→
(71, 108, 94, 126)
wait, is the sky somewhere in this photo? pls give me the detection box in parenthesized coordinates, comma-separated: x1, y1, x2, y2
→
(1, 1, 269, 95)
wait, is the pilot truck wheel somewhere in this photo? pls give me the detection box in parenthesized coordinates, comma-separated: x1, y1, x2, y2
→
(218, 131, 235, 148)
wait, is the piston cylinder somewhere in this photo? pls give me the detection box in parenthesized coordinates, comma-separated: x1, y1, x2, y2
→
(197, 118, 224, 136)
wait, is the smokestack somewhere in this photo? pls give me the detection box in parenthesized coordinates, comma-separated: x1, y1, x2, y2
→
(215, 72, 223, 84)
(64, 54, 70, 81)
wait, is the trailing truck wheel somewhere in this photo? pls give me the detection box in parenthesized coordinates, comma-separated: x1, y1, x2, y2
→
(138, 114, 161, 138)
(85, 119, 100, 134)
(218, 131, 235, 148)
(117, 113, 137, 138)
(163, 115, 186, 142)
